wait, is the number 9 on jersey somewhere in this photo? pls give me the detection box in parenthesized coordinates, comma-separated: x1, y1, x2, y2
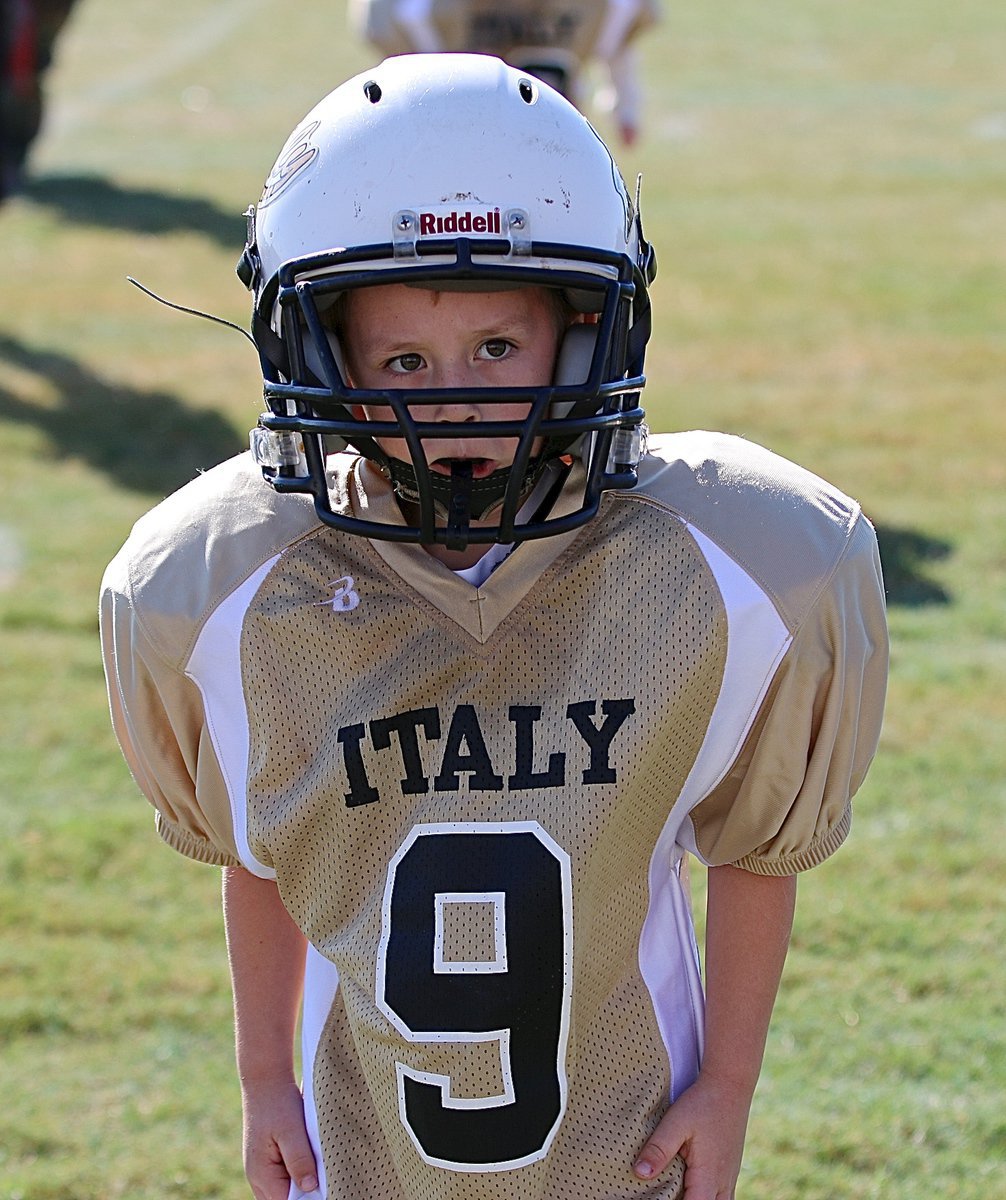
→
(376, 822, 574, 1171)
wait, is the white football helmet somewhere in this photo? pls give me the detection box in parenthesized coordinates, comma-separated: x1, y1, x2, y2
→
(240, 52, 655, 548)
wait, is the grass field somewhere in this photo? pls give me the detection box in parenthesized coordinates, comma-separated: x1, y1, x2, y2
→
(1, 1, 1003, 1197)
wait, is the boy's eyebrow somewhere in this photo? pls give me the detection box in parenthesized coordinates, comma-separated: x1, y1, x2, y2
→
(360, 317, 537, 353)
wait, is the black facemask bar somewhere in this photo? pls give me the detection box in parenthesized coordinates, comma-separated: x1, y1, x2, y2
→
(249, 236, 652, 547)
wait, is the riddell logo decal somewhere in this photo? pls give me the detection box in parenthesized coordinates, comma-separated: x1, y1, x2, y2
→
(418, 208, 501, 235)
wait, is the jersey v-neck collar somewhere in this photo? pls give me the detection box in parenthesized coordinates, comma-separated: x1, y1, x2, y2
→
(350, 459, 586, 643)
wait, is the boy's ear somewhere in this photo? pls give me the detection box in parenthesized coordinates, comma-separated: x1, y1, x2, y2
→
(552, 322, 597, 389)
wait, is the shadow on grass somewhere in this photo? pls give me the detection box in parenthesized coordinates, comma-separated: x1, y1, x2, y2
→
(874, 524, 952, 607)
(23, 173, 244, 248)
(0, 324, 958, 597)
(0, 331, 241, 496)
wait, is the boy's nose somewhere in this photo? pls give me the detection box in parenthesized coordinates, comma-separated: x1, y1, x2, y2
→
(424, 361, 484, 421)
(425, 402, 481, 432)
(430, 358, 481, 391)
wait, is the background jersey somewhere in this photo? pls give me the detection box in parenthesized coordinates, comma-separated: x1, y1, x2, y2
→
(350, 0, 660, 65)
(347, 2, 662, 140)
(100, 431, 888, 1200)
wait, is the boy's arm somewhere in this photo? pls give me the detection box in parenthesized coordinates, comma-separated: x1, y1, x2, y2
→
(633, 865, 798, 1198)
(222, 867, 319, 1200)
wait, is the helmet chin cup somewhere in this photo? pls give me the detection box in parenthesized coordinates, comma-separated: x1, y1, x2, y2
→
(243, 53, 654, 548)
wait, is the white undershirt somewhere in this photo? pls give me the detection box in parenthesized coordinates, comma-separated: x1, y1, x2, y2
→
(451, 462, 567, 587)
(453, 539, 516, 587)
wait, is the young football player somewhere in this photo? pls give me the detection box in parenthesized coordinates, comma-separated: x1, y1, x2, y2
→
(348, 0, 662, 144)
(1, 0, 80, 199)
(100, 54, 888, 1200)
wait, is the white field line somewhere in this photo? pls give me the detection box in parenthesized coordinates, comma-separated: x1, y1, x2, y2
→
(0, 524, 24, 591)
(45, 0, 274, 140)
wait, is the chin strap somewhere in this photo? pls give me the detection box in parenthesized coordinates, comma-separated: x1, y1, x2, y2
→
(384, 455, 549, 527)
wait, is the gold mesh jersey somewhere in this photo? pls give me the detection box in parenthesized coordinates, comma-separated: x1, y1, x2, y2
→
(100, 431, 888, 1200)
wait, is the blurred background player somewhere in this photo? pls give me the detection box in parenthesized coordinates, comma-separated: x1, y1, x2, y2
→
(0, 0, 78, 199)
(348, 0, 661, 144)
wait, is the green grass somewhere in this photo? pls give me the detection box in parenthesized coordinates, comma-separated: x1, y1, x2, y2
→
(1, 1, 1003, 1196)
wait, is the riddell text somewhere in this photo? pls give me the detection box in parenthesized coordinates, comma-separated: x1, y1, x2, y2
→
(419, 209, 502, 236)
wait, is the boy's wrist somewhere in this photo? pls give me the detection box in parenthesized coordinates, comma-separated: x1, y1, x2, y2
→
(237, 1062, 299, 1093)
(691, 1061, 761, 1102)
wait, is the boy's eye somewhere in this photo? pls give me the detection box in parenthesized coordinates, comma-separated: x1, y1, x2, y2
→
(479, 339, 512, 360)
(389, 352, 425, 373)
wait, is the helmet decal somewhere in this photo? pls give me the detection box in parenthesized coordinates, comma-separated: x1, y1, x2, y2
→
(259, 120, 320, 209)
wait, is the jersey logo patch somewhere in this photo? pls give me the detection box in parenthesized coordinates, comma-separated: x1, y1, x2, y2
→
(317, 575, 360, 612)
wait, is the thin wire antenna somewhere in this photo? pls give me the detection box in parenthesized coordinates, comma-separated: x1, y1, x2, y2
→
(126, 276, 257, 348)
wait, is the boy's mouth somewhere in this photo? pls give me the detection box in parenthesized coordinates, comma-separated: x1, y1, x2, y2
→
(431, 456, 498, 480)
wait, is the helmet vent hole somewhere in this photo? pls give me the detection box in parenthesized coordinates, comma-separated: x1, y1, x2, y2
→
(363, 81, 382, 103)
(518, 79, 536, 104)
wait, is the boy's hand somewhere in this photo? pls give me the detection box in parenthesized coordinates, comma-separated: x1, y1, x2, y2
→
(241, 1078, 319, 1200)
(632, 1074, 752, 1199)
(636, 868, 797, 1196)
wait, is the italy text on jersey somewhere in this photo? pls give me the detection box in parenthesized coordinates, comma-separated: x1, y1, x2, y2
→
(339, 698, 636, 807)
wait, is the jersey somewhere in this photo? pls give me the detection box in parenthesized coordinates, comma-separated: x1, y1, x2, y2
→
(349, 0, 660, 69)
(100, 431, 888, 1200)
(347, 0, 662, 135)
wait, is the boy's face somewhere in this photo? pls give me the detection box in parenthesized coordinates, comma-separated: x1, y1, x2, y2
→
(342, 284, 565, 479)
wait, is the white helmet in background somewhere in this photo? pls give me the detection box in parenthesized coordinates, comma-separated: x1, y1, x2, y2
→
(240, 52, 655, 548)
